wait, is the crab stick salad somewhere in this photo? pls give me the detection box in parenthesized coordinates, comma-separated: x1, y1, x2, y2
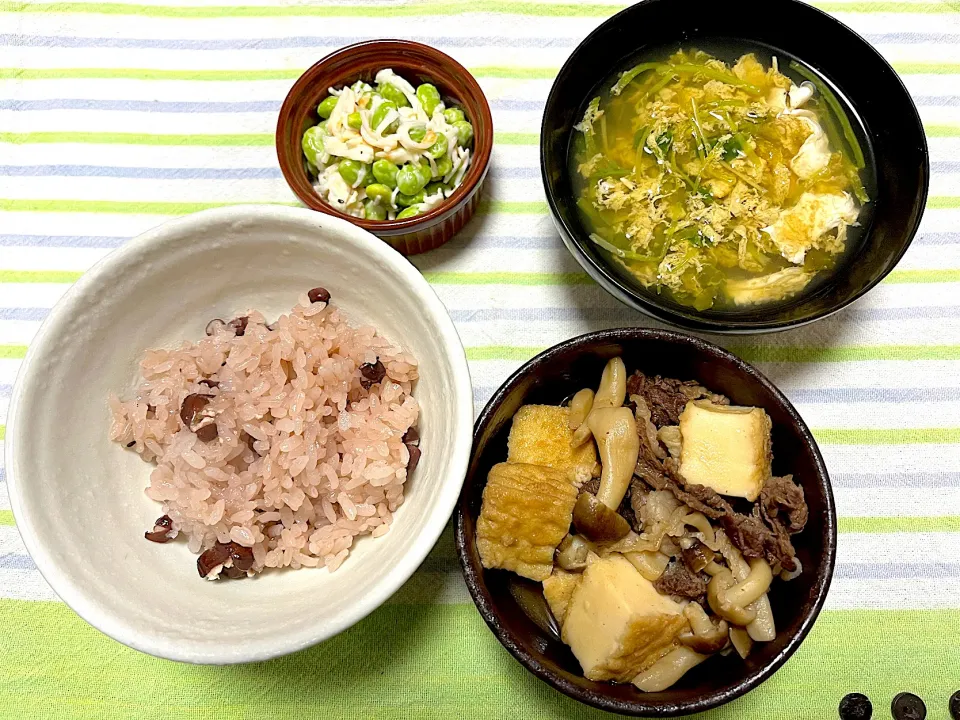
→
(301, 69, 475, 221)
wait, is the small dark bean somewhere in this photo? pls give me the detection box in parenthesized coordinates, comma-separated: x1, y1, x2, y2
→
(892, 693, 926, 720)
(359, 359, 386, 389)
(230, 544, 255, 572)
(223, 566, 246, 579)
(228, 316, 249, 336)
(145, 515, 175, 543)
(198, 378, 219, 389)
(839, 693, 872, 720)
(195, 422, 219, 443)
(196, 542, 232, 578)
(406, 443, 421, 473)
(180, 393, 212, 427)
(307, 287, 331, 304)
(949, 690, 960, 720)
(205, 318, 225, 336)
(402, 426, 419, 446)
(126, 440, 136, 448)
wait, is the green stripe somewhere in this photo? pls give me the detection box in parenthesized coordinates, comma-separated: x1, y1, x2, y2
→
(815, 428, 960, 444)
(478, 200, 551, 214)
(886, 269, 960, 283)
(0, 426, 4, 441)
(0, 346, 27, 359)
(839, 516, 960, 533)
(0, 270, 82, 284)
(924, 124, 960, 138)
(927, 197, 960, 210)
(734, 345, 960, 362)
(424, 272, 592, 286)
(0, 600, 956, 720)
(466, 344, 960, 364)
(0, 199, 296, 214)
(0, 131, 274, 146)
(493, 132, 539, 145)
(0, 0, 955, 18)
(2, 62, 956, 83)
(0, 511, 14, 527)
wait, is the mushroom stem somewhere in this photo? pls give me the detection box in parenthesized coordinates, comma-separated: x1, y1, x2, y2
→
(588, 407, 640, 510)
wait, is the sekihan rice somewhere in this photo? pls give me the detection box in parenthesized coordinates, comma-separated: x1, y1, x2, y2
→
(108, 290, 419, 578)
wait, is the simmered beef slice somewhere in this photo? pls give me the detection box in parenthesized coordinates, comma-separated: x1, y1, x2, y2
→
(654, 561, 707, 599)
(761, 475, 808, 533)
(581, 477, 637, 530)
(625, 371, 729, 428)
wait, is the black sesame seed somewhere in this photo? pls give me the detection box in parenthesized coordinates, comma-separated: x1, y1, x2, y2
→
(839, 693, 872, 720)
(126, 440, 136, 448)
(891, 693, 926, 720)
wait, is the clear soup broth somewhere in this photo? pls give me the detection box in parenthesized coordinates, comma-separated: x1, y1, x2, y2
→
(568, 42, 876, 313)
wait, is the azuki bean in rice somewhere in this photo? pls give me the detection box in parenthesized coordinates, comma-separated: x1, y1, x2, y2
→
(108, 290, 420, 579)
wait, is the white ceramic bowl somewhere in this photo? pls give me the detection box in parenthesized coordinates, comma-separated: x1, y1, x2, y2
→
(5, 205, 473, 664)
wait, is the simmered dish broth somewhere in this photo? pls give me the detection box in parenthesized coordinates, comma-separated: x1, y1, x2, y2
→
(570, 48, 871, 311)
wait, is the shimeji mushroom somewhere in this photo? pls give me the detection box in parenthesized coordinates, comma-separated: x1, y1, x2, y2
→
(572, 357, 627, 447)
(587, 406, 640, 510)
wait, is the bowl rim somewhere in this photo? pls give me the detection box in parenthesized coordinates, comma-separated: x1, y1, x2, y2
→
(539, 0, 930, 334)
(454, 327, 837, 716)
(5, 204, 475, 664)
(276, 38, 494, 234)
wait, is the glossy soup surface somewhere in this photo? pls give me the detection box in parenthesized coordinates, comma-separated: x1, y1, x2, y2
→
(569, 46, 875, 312)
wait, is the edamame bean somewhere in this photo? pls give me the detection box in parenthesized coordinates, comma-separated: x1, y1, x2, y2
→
(427, 132, 448, 160)
(372, 159, 399, 188)
(396, 206, 421, 219)
(443, 107, 465, 124)
(337, 159, 364, 186)
(425, 181, 446, 197)
(434, 155, 453, 179)
(409, 126, 427, 142)
(396, 164, 427, 195)
(378, 82, 409, 108)
(453, 120, 474, 147)
(347, 111, 363, 130)
(416, 83, 442, 116)
(370, 101, 399, 134)
(396, 190, 425, 207)
(364, 199, 387, 221)
(301, 125, 326, 166)
(317, 95, 339, 119)
(365, 183, 393, 205)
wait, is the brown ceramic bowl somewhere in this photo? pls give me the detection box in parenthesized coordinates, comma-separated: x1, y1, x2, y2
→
(455, 328, 836, 717)
(276, 40, 493, 255)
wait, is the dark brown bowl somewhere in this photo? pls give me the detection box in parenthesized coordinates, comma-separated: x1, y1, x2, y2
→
(276, 40, 493, 255)
(541, 0, 928, 332)
(454, 328, 836, 716)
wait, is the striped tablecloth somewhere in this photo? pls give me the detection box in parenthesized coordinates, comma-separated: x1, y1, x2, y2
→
(2, 1, 960, 718)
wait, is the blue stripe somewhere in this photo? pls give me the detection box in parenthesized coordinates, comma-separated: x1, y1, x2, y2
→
(0, 97, 545, 113)
(0, 234, 127, 248)
(0, 555, 35, 571)
(832, 472, 960, 489)
(0, 165, 282, 180)
(0, 468, 5, 484)
(0, 308, 47, 321)
(835, 563, 960, 579)
(0, 164, 535, 181)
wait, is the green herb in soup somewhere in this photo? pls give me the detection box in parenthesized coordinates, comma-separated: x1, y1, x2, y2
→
(571, 50, 869, 311)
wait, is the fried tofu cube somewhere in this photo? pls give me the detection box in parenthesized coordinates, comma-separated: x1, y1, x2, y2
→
(542, 567, 582, 626)
(477, 462, 578, 581)
(678, 400, 772, 501)
(561, 555, 688, 682)
(507, 404, 597, 484)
